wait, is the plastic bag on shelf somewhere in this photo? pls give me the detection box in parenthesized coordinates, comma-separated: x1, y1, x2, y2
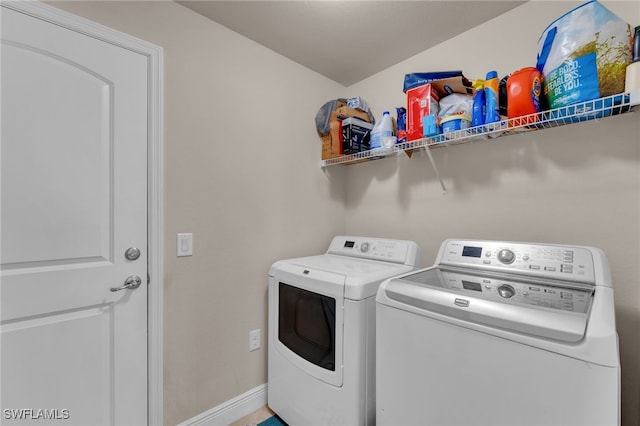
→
(536, 0, 633, 109)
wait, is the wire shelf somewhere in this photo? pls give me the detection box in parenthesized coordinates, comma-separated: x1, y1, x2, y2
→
(320, 92, 638, 168)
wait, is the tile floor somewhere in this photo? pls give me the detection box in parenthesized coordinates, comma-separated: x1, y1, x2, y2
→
(229, 405, 275, 426)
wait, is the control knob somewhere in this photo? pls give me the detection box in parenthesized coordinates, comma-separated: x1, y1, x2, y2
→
(498, 284, 516, 298)
(497, 249, 516, 264)
(360, 242, 370, 253)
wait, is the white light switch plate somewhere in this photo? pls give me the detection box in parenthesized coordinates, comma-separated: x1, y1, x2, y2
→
(177, 233, 193, 257)
(249, 329, 261, 352)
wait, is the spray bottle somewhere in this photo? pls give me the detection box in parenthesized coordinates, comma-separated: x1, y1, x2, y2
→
(484, 71, 500, 124)
(471, 79, 485, 127)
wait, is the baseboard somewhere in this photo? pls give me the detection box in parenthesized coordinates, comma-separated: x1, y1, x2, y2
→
(178, 384, 268, 426)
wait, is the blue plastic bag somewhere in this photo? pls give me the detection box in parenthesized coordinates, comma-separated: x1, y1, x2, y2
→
(403, 71, 464, 93)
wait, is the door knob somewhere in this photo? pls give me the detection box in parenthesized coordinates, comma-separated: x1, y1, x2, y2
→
(110, 275, 142, 292)
(125, 247, 141, 261)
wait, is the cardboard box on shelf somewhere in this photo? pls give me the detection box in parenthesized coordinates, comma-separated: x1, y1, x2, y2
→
(342, 117, 373, 154)
(321, 134, 334, 160)
(322, 112, 342, 160)
(405, 75, 474, 142)
(404, 74, 473, 97)
(429, 75, 474, 98)
(335, 105, 370, 122)
(321, 106, 373, 160)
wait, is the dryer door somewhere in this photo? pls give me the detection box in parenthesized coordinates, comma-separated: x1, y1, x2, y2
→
(270, 263, 345, 387)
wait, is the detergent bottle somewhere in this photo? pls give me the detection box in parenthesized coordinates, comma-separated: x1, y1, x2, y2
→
(484, 71, 500, 124)
(471, 79, 485, 127)
(507, 67, 542, 123)
(370, 111, 393, 149)
(625, 26, 640, 93)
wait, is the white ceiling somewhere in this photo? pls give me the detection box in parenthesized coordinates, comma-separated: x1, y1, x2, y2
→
(178, 1, 526, 86)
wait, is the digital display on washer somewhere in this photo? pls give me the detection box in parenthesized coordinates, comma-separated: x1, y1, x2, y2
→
(344, 241, 355, 248)
(462, 280, 482, 292)
(462, 246, 483, 258)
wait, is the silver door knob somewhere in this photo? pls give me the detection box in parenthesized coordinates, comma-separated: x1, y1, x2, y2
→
(110, 275, 142, 292)
(125, 247, 141, 261)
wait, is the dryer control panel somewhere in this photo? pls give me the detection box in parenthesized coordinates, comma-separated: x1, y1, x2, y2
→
(438, 240, 596, 284)
(327, 236, 421, 267)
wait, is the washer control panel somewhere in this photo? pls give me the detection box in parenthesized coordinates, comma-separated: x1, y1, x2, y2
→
(327, 236, 420, 266)
(438, 240, 596, 284)
(431, 268, 592, 313)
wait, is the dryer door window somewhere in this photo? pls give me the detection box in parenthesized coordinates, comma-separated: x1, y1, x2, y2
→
(279, 282, 336, 371)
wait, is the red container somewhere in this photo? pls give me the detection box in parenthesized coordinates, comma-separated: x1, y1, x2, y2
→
(507, 67, 542, 125)
(406, 83, 439, 141)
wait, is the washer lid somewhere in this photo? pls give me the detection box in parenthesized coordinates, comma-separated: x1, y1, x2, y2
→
(381, 266, 594, 343)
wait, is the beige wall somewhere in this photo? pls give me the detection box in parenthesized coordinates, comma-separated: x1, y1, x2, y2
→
(346, 1, 640, 425)
(47, 1, 640, 425)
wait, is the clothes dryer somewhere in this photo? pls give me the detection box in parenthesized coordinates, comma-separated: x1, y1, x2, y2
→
(268, 236, 421, 426)
(376, 239, 619, 426)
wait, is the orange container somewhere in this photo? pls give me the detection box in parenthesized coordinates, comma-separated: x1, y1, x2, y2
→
(507, 67, 542, 125)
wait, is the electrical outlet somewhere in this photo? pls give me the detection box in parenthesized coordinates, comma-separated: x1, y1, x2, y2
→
(249, 329, 261, 352)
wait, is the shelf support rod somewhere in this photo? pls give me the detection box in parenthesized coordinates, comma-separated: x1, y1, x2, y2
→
(425, 146, 447, 194)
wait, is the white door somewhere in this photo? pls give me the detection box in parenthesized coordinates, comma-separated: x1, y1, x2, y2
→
(1, 5, 148, 425)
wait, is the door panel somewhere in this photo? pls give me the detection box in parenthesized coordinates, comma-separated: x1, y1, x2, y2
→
(2, 40, 112, 267)
(1, 5, 148, 425)
(2, 307, 113, 424)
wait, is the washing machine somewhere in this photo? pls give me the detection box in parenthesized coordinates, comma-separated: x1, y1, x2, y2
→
(268, 236, 421, 425)
(376, 239, 619, 426)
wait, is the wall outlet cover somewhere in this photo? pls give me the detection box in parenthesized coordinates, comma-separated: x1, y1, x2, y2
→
(249, 329, 261, 352)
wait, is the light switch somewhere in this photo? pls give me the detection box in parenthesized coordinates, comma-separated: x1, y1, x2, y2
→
(177, 233, 193, 257)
